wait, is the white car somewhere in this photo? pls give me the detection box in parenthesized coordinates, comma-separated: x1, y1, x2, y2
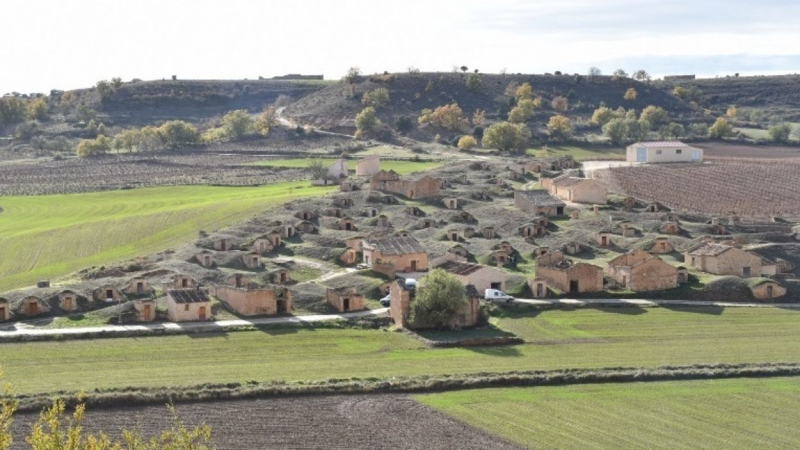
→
(484, 288, 514, 304)
(379, 294, 391, 307)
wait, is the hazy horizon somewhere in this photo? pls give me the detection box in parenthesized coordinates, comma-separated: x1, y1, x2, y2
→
(3, 0, 800, 95)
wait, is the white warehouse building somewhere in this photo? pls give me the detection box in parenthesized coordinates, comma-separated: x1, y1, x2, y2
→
(626, 141, 703, 163)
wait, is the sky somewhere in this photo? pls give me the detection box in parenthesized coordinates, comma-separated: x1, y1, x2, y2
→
(2, 0, 800, 95)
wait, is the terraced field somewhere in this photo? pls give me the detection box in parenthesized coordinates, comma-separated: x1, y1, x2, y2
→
(416, 377, 800, 449)
(0, 181, 335, 292)
(3, 307, 800, 395)
(248, 158, 441, 174)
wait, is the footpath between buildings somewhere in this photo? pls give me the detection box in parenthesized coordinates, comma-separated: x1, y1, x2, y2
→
(0, 308, 389, 342)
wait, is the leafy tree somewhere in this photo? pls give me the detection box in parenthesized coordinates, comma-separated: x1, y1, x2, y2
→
(111, 77, 123, 89)
(515, 83, 533, 101)
(460, 66, 468, 73)
(457, 135, 477, 150)
(158, 120, 199, 149)
(546, 114, 573, 140)
(97, 123, 107, 136)
(768, 123, 793, 143)
(504, 81, 520, 98)
(465, 73, 482, 91)
(588, 67, 602, 78)
(27, 98, 48, 121)
(418, 103, 468, 131)
(76, 104, 97, 122)
(361, 87, 390, 108)
(612, 69, 628, 80)
(221, 109, 254, 139)
(112, 129, 137, 153)
(482, 121, 531, 152)
(673, 85, 703, 102)
(255, 106, 276, 136)
(136, 125, 165, 152)
(658, 122, 685, 139)
(355, 106, 380, 133)
(590, 106, 626, 126)
(726, 106, 738, 118)
(550, 96, 568, 112)
(508, 98, 536, 123)
(602, 118, 650, 144)
(532, 96, 544, 109)
(633, 70, 651, 82)
(472, 109, 486, 127)
(639, 105, 670, 128)
(307, 159, 329, 179)
(0, 97, 27, 125)
(394, 115, 413, 133)
(75, 135, 111, 157)
(690, 122, 709, 137)
(96, 80, 113, 101)
(344, 67, 361, 83)
(624, 88, 638, 101)
(410, 269, 468, 328)
(708, 117, 733, 138)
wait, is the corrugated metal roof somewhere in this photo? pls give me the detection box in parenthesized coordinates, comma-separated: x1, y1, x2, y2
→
(630, 141, 691, 148)
(167, 289, 210, 304)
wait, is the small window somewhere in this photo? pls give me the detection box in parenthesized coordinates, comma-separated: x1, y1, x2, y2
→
(656, 150, 662, 155)
(676, 149, 682, 154)
(184, 304, 190, 311)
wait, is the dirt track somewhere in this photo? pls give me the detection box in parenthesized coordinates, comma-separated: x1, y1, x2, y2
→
(8, 394, 522, 450)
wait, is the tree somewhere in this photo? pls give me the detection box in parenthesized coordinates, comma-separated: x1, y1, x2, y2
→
(624, 88, 638, 101)
(96, 80, 113, 101)
(27, 98, 48, 121)
(590, 106, 625, 126)
(673, 85, 703, 102)
(472, 109, 486, 127)
(504, 81, 520, 98)
(612, 69, 628, 81)
(457, 135, 477, 150)
(394, 115, 413, 133)
(546, 115, 573, 140)
(307, 159, 329, 179)
(460, 66, 468, 73)
(409, 269, 468, 328)
(255, 106, 276, 136)
(514, 83, 533, 102)
(75, 135, 110, 157)
(344, 67, 361, 83)
(708, 117, 733, 138)
(768, 123, 793, 143)
(465, 73, 482, 91)
(481, 121, 531, 152)
(361, 87, 390, 108)
(639, 105, 670, 128)
(658, 123, 685, 139)
(602, 118, 650, 144)
(112, 129, 137, 153)
(690, 122, 709, 137)
(355, 106, 380, 133)
(221, 110, 254, 139)
(76, 104, 97, 122)
(550, 96, 568, 112)
(633, 70, 651, 82)
(588, 67, 602, 78)
(0, 97, 27, 125)
(418, 103, 468, 131)
(508, 98, 535, 123)
(726, 106, 738, 118)
(158, 120, 199, 149)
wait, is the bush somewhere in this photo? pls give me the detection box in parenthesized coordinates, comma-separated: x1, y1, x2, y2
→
(550, 96, 569, 112)
(0, 97, 27, 125)
(221, 109, 254, 140)
(624, 88, 637, 101)
(418, 103, 468, 131)
(27, 98, 48, 121)
(768, 123, 793, 143)
(394, 115, 413, 133)
(457, 135, 477, 150)
(465, 73, 482, 91)
(158, 120, 199, 149)
(355, 106, 380, 133)
(508, 98, 536, 123)
(75, 135, 111, 157)
(690, 122, 709, 137)
(603, 118, 650, 144)
(639, 105, 670, 128)
(409, 269, 468, 329)
(362, 88, 390, 108)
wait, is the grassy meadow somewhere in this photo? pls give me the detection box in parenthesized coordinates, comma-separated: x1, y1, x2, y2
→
(4, 307, 800, 395)
(0, 181, 334, 292)
(527, 145, 625, 160)
(247, 158, 441, 174)
(416, 377, 800, 449)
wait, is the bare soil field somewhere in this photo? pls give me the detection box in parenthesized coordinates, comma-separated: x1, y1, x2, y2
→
(695, 142, 800, 159)
(596, 159, 800, 217)
(7, 395, 521, 450)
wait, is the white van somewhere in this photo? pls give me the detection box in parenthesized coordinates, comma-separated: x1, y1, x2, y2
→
(484, 289, 514, 304)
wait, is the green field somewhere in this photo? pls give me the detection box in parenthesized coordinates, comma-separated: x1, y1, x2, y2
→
(0, 182, 334, 292)
(4, 307, 800, 395)
(416, 377, 800, 449)
(527, 145, 625, 160)
(247, 158, 441, 174)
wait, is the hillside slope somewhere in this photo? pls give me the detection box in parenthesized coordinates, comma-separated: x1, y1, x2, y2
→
(285, 72, 694, 137)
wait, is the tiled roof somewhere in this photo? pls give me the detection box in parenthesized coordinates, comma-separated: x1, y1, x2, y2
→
(366, 236, 426, 255)
(515, 190, 565, 207)
(687, 243, 732, 257)
(630, 141, 691, 148)
(167, 289, 210, 304)
(437, 260, 487, 276)
(465, 284, 480, 298)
